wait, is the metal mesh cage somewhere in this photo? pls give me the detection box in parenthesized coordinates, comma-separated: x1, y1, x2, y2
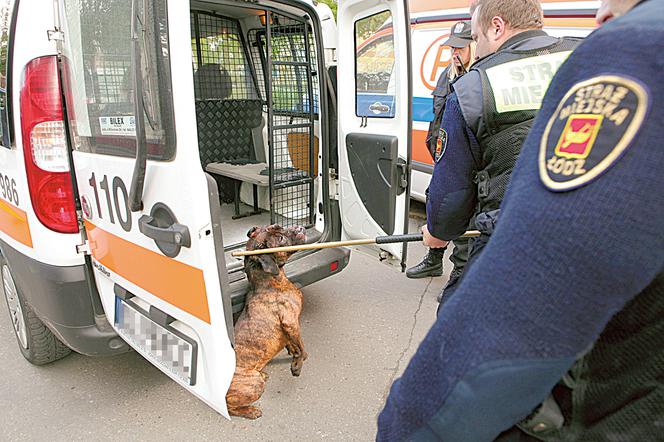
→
(265, 13, 316, 228)
(248, 22, 319, 115)
(247, 28, 268, 103)
(191, 9, 318, 230)
(191, 12, 259, 100)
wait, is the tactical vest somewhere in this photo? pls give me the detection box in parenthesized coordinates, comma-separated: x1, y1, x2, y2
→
(455, 35, 581, 215)
(541, 271, 664, 441)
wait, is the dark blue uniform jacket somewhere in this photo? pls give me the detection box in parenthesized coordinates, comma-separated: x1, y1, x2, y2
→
(425, 93, 481, 240)
(379, 1, 664, 440)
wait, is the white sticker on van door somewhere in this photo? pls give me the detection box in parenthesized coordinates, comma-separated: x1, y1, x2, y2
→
(486, 51, 572, 113)
(99, 116, 136, 136)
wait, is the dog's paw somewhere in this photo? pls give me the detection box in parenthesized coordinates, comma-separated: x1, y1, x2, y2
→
(291, 366, 302, 377)
(230, 405, 263, 420)
(244, 406, 263, 419)
(260, 371, 269, 381)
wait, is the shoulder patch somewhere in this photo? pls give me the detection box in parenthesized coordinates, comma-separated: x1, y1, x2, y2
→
(434, 128, 448, 163)
(539, 75, 648, 192)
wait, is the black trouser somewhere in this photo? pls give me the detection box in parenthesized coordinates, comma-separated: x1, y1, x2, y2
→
(438, 211, 497, 309)
(449, 237, 470, 269)
(435, 238, 471, 306)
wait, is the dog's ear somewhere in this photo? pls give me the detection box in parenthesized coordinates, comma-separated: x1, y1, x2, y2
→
(247, 226, 259, 238)
(257, 254, 280, 275)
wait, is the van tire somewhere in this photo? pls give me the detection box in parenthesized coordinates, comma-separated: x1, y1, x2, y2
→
(1, 257, 72, 365)
(20, 300, 72, 365)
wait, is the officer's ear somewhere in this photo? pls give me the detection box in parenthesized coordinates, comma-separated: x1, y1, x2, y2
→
(490, 16, 507, 40)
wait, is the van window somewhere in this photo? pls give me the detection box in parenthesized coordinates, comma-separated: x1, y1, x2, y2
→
(60, 0, 175, 160)
(0, 0, 15, 148)
(355, 11, 396, 118)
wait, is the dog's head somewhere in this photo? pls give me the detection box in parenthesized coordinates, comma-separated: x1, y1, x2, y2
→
(244, 224, 306, 276)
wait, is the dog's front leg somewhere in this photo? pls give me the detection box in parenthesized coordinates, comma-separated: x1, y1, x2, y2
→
(279, 310, 308, 377)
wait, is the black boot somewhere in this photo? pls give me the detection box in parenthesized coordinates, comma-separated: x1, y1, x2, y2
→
(406, 247, 445, 279)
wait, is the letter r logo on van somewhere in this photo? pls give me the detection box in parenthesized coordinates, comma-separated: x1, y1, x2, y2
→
(420, 34, 451, 91)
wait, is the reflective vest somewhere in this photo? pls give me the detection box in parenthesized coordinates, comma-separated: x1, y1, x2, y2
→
(454, 32, 582, 214)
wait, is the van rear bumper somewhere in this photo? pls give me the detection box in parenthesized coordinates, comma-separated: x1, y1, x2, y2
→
(0, 240, 129, 356)
(229, 246, 351, 313)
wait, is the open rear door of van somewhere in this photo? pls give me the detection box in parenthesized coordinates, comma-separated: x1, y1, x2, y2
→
(337, 0, 412, 266)
(56, 0, 235, 416)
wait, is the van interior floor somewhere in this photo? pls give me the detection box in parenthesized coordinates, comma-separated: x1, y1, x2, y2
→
(219, 202, 273, 245)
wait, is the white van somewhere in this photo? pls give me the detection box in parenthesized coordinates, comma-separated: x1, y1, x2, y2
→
(1, 0, 416, 416)
(356, 0, 599, 201)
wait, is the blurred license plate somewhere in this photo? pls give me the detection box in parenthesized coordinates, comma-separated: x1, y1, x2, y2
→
(115, 297, 197, 385)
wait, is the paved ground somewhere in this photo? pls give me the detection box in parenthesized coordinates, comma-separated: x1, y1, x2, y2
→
(0, 205, 451, 441)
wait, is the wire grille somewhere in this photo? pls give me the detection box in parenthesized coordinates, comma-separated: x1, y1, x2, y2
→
(247, 28, 267, 103)
(90, 57, 131, 104)
(266, 13, 316, 228)
(190, 10, 318, 229)
(248, 24, 319, 115)
(191, 12, 259, 100)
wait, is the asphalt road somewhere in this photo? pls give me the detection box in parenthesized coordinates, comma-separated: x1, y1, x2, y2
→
(0, 208, 449, 441)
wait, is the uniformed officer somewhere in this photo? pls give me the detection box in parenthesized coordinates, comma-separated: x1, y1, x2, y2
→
(420, 0, 581, 304)
(407, 21, 474, 282)
(378, 0, 663, 440)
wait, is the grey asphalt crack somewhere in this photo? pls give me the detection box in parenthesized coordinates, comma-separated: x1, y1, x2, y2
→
(381, 277, 434, 402)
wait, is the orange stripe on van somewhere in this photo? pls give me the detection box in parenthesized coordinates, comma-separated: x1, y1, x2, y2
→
(543, 18, 597, 28)
(412, 129, 434, 165)
(84, 220, 211, 324)
(0, 199, 33, 248)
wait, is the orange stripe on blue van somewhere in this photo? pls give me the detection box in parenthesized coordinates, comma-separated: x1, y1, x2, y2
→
(0, 199, 33, 248)
(84, 220, 211, 324)
(412, 129, 434, 165)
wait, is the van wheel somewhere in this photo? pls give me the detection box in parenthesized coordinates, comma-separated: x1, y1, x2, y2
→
(1, 259, 71, 365)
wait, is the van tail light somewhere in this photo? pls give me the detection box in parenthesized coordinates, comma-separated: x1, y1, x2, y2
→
(20, 56, 78, 233)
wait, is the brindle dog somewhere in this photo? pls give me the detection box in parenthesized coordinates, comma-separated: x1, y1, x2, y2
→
(226, 224, 308, 419)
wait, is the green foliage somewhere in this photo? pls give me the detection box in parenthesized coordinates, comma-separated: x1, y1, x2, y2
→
(355, 11, 391, 45)
(317, 0, 337, 19)
(0, 2, 10, 89)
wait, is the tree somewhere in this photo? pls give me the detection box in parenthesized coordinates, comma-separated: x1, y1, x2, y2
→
(0, 1, 10, 87)
(317, 0, 337, 18)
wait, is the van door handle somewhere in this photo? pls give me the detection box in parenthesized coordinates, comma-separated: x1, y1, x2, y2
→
(369, 102, 390, 114)
(139, 215, 191, 248)
(138, 203, 191, 258)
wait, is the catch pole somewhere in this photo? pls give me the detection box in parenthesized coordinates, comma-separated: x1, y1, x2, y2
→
(231, 230, 481, 257)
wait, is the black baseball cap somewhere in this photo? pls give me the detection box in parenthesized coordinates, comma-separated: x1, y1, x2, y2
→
(443, 21, 472, 48)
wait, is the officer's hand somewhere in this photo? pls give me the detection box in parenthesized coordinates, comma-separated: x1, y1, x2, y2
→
(422, 225, 449, 249)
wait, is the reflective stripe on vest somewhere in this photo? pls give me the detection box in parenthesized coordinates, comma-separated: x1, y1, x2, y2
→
(485, 51, 573, 113)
